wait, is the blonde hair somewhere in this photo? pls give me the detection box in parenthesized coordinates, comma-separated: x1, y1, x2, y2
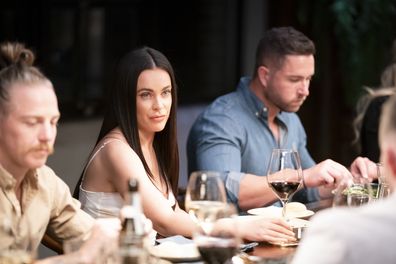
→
(352, 86, 396, 149)
(0, 42, 51, 114)
(380, 39, 396, 87)
(379, 94, 396, 146)
(353, 39, 396, 150)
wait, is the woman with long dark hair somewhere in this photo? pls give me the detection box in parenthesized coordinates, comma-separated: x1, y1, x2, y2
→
(74, 46, 296, 243)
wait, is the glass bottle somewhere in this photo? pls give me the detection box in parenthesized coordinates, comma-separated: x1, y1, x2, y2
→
(119, 178, 146, 264)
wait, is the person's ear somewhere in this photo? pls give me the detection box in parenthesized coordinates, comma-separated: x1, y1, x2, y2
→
(257, 65, 270, 87)
(385, 147, 396, 179)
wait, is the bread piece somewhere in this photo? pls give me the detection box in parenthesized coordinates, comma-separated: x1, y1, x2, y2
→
(286, 202, 307, 212)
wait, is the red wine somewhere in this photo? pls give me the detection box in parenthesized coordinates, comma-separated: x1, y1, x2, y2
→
(198, 245, 237, 264)
(269, 181, 300, 200)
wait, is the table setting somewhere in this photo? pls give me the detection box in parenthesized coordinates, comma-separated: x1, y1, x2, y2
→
(146, 150, 394, 263)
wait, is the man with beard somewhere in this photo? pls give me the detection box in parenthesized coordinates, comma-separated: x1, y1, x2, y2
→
(187, 27, 375, 211)
(0, 42, 119, 263)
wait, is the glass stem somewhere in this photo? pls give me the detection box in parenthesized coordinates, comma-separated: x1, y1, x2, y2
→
(281, 200, 288, 220)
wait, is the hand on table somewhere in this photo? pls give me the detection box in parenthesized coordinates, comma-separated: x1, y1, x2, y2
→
(235, 216, 295, 244)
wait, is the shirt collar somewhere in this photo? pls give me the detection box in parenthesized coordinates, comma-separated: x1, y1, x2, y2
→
(237, 77, 268, 118)
(0, 166, 39, 190)
(237, 76, 289, 123)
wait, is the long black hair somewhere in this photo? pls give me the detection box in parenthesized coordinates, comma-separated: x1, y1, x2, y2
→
(74, 46, 179, 198)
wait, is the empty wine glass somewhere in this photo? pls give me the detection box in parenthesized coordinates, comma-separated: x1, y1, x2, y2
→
(333, 177, 374, 207)
(266, 149, 303, 219)
(185, 171, 228, 235)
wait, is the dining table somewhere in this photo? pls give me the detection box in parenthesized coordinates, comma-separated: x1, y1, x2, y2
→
(157, 198, 334, 264)
(238, 198, 333, 264)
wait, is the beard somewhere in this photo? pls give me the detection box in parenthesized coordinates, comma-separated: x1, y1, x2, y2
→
(265, 89, 306, 113)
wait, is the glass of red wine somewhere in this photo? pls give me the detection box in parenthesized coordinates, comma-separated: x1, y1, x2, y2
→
(267, 149, 303, 220)
(192, 203, 240, 264)
(186, 171, 239, 263)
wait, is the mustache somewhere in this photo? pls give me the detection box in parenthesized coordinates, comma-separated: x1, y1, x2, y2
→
(30, 144, 54, 154)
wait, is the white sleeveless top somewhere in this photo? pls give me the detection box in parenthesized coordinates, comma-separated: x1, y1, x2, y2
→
(78, 139, 176, 219)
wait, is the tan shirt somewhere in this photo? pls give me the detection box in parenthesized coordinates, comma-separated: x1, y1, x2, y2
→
(0, 165, 94, 251)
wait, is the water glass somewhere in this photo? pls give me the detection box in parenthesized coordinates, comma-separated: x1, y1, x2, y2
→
(377, 163, 392, 199)
(332, 177, 374, 207)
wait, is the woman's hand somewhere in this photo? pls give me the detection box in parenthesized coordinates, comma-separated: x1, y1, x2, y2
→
(350, 157, 377, 181)
(235, 216, 295, 244)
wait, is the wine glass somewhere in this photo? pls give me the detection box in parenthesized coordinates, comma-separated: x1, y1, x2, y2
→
(332, 177, 374, 207)
(266, 149, 303, 219)
(185, 171, 239, 263)
(192, 203, 240, 264)
(185, 171, 228, 235)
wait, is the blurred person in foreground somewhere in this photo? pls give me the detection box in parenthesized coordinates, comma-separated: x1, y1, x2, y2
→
(292, 94, 396, 264)
(0, 42, 119, 263)
(187, 26, 376, 211)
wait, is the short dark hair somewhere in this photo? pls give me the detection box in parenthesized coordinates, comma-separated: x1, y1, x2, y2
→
(253, 27, 315, 77)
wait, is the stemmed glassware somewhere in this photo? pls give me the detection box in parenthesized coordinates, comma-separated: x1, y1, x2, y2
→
(185, 171, 239, 264)
(185, 171, 228, 235)
(266, 149, 303, 219)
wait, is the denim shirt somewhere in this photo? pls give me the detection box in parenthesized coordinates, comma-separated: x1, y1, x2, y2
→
(187, 77, 319, 206)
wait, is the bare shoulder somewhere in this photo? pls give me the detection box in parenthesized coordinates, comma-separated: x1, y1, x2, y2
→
(97, 140, 142, 170)
(84, 139, 146, 194)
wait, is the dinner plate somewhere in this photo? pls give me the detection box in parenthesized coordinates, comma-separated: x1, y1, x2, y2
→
(247, 206, 314, 218)
(148, 242, 201, 262)
(268, 240, 299, 247)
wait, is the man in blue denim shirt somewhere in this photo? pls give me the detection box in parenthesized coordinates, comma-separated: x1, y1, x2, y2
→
(187, 27, 375, 211)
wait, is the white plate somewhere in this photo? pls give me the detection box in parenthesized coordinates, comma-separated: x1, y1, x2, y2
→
(268, 240, 299, 247)
(148, 242, 201, 262)
(247, 206, 314, 218)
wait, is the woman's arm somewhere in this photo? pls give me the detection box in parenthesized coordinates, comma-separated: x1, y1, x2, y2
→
(100, 142, 196, 237)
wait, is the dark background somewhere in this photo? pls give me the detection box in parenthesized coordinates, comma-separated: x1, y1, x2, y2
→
(2, 0, 396, 167)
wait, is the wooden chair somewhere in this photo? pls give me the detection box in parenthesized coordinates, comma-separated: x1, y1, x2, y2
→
(41, 234, 63, 254)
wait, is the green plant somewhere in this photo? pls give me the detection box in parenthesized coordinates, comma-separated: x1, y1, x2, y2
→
(297, 0, 396, 107)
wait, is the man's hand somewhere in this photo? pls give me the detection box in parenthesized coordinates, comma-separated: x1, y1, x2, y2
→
(303, 159, 352, 189)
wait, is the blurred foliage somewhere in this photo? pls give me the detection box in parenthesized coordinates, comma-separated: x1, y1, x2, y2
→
(296, 0, 396, 107)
